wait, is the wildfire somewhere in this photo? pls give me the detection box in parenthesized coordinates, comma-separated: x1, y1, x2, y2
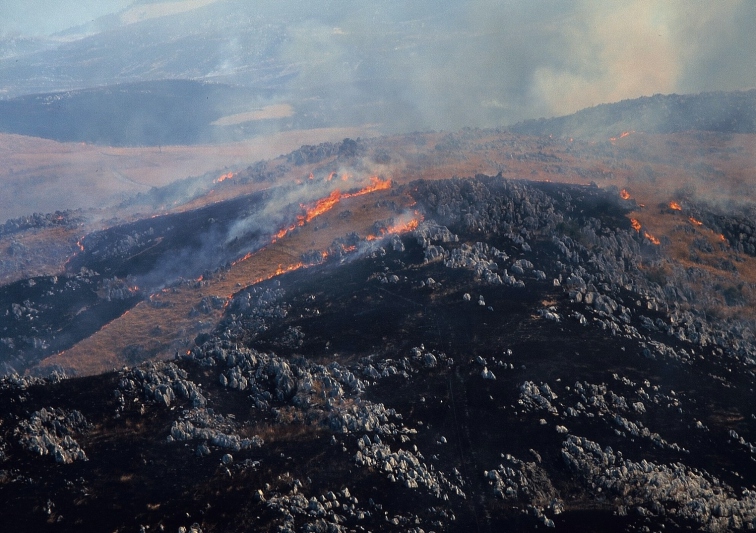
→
(275, 262, 304, 276)
(231, 251, 254, 266)
(76, 240, 85, 252)
(644, 232, 661, 245)
(347, 176, 392, 197)
(669, 201, 682, 211)
(689, 216, 703, 227)
(214, 172, 234, 184)
(272, 176, 393, 243)
(620, 189, 631, 200)
(300, 189, 343, 224)
(630, 218, 641, 232)
(719, 234, 727, 242)
(243, 262, 309, 286)
(367, 214, 423, 241)
(609, 131, 633, 142)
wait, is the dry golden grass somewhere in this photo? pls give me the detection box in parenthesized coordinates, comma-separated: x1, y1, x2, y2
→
(36, 189, 412, 375)
(0, 227, 83, 285)
(0, 126, 378, 220)
(19, 128, 756, 374)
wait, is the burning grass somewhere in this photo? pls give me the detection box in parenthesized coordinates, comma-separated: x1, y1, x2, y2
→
(36, 188, 414, 376)
(628, 194, 756, 322)
(16, 127, 756, 373)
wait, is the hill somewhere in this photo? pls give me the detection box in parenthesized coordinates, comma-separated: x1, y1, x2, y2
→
(0, 80, 284, 146)
(1, 173, 755, 531)
(2, 93, 756, 529)
(509, 90, 756, 140)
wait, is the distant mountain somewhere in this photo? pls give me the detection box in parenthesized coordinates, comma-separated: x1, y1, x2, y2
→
(0, 80, 285, 146)
(0, 0, 458, 99)
(509, 90, 756, 140)
(0, 0, 483, 134)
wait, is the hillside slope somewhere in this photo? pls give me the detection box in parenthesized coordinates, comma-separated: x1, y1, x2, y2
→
(510, 90, 756, 140)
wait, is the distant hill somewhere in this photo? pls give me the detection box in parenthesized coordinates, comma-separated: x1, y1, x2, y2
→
(0, 80, 282, 146)
(509, 90, 756, 140)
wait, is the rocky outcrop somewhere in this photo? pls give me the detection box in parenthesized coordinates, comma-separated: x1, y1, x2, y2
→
(562, 434, 756, 531)
(15, 407, 89, 464)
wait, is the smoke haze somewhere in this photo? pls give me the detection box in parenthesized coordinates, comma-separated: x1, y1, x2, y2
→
(2, 0, 755, 129)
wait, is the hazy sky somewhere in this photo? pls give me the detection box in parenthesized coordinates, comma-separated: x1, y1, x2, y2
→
(0, 0, 131, 36)
(1, 0, 755, 127)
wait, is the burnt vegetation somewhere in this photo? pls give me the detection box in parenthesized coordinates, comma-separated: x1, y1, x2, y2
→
(1, 173, 756, 532)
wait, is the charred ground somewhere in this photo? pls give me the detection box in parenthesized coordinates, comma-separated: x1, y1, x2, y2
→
(1, 175, 755, 532)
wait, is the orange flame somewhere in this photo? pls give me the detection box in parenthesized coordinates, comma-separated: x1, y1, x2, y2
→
(688, 216, 703, 227)
(214, 172, 234, 184)
(644, 232, 661, 245)
(719, 234, 727, 242)
(232, 251, 254, 266)
(609, 131, 633, 142)
(669, 201, 682, 211)
(300, 189, 343, 224)
(620, 189, 631, 200)
(630, 218, 641, 232)
(76, 240, 85, 252)
(347, 176, 392, 197)
(366, 214, 422, 241)
(275, 262, 304, 276)
(243, 262, 308, 287)
(272, 177, 393, 243)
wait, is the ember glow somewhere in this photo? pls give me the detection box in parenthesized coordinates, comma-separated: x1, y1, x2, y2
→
(274, 262, 305, 276)
(231, 251, 253, 266)
(620, 189, 631, 200)
(366, 214, 423, 241)
(244, 262, 309, 287)
(644, 232, 661, 245)
(689, 216, 703, 227)
(669, 201, 682, 211)
(214, 172, 234, 184)
(609, 131, 633, 142)
(630, 218, 641, 232)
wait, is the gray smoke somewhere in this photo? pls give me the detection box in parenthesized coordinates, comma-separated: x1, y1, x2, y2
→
(4, 0, 756, 130)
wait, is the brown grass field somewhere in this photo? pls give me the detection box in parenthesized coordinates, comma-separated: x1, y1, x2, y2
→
(0, 126, 378, 220)
(4, 128, 755, 375)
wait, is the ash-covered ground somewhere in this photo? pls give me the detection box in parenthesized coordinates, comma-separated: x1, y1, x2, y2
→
(1, 175, 755, 532)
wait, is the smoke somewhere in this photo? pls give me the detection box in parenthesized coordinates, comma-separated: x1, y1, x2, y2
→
(3, 0, 756, 221)
(226, 160, 396, 247)
(5, 1, 756, 129)
(0, 0, 130, 37)
(276, 0, 756, 130)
